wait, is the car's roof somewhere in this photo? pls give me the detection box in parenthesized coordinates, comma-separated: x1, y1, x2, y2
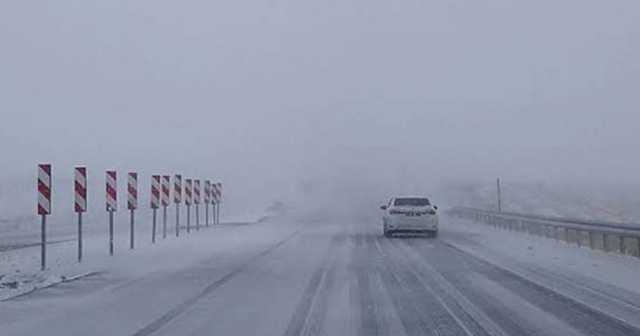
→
(392, 195, 431, 199)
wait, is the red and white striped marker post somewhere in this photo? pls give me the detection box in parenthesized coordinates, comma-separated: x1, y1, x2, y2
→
(174, 175, 182, 237)
(204, 180, 211, 227)
(213, 183, 222, 225)
(218, 183, 222, 224)
(75, 167, 87, 262)
(106, 171, 117, 256)
(128, 172, 138, 249)
(218, 183, 223, 224)
(211, 182, 218, 225)
(38, 164, 52, 270)
(208, 180, 214, 226)
(194, 180, 201, 231)
(151, 175, 160, 244)
(185, 179, 193, 234)
(161, 175, 170, 239)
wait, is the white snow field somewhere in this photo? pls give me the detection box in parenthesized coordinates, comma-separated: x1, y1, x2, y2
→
(0, 208, 270, 301)
(1, 207, 640, 336)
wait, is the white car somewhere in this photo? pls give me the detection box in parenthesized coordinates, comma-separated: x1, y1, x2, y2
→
(381, 196, 439, 238)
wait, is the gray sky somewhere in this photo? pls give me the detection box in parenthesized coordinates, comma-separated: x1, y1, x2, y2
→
(1, 0, 639, 211)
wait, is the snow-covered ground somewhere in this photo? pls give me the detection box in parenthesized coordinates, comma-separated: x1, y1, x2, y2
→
(442, 216, 640, 328)
(2, 207, 640, 335)
(443, 217, 640, 292)
(0, 209, 272, 301)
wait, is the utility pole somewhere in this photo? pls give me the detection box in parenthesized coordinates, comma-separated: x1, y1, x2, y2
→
(497, 178, 502, 212)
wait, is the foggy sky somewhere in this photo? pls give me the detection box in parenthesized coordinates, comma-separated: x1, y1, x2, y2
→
(1, 0, 639, 211)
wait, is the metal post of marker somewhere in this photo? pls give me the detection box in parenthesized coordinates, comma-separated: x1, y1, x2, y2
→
(187, 205, 191, 234)
(163, 205, 167, 239)
(130, 209, 135, 249)
(213, 201, 218, 225)
(41, 215, 46, 270)
(212, 203, 216, 225)
(196, 204, 199, 231)
(205, 203, 209, 228)
(109, 210, 114, 255)
(176, 206, 180, 237)
(152, 208, 157, 243)
(497, 178, 502, 213)
(78, 212, 83, 262)
(217, 183, 221, 225)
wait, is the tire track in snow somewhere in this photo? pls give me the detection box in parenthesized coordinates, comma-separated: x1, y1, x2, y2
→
(406, 239, 578, 335)
(416, 239, 640, 336)
(129, 230, 302, 336)
(282, 236, 337, 336)
(352, 234, 387, 336)
(371, 235, 471, 336)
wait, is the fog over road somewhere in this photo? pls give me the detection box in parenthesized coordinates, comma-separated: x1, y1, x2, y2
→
(2, 1, 640, 335)
(2, 211, 640, 336)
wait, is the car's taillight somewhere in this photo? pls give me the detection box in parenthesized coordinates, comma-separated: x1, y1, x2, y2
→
(422, 210, 436, 216)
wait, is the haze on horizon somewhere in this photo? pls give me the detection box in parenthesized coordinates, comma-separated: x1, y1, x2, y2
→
(1, 0, 639, 213)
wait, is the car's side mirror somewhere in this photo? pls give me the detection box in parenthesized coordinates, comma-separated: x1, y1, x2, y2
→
(380, 205, 388, 210)
(433, 205, 438, 210)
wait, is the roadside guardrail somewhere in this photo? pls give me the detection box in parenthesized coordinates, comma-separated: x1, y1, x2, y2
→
(446, 207, 640, 258)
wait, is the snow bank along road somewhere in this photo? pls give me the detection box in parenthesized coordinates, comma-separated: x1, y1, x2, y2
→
(1, 212, 640, 336)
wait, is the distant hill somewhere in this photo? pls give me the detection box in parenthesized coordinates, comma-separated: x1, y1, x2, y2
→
(438, 182, 640, 224)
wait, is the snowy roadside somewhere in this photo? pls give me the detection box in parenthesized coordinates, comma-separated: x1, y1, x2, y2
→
(0, 211, 275, 301)
(441, 216, 640, 327)
(221, 212, 270, 225)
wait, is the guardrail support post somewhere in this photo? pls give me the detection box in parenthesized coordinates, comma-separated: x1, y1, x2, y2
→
(621, 236, 639, 257)
(570, 229, 578, 245)
(577, 230, 582, 247)
(579, 230, 589, 248)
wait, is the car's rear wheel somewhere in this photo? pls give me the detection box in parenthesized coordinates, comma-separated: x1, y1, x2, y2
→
(383, 227, 393, 238)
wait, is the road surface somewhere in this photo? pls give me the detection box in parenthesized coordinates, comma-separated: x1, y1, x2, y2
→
(1, 213, 640, 336)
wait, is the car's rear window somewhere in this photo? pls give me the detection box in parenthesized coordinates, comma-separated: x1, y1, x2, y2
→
(394, 198, 430, 207)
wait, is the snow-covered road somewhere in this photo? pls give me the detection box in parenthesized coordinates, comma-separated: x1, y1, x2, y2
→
(1, 212, 640, 336)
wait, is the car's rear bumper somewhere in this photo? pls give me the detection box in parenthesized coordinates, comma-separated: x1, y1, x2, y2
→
(391, 228, 438, 234)
(386, 216, 438, 232)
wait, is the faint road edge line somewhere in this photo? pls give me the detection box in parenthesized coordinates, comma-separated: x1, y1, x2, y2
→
(130, 229, 302, 336)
